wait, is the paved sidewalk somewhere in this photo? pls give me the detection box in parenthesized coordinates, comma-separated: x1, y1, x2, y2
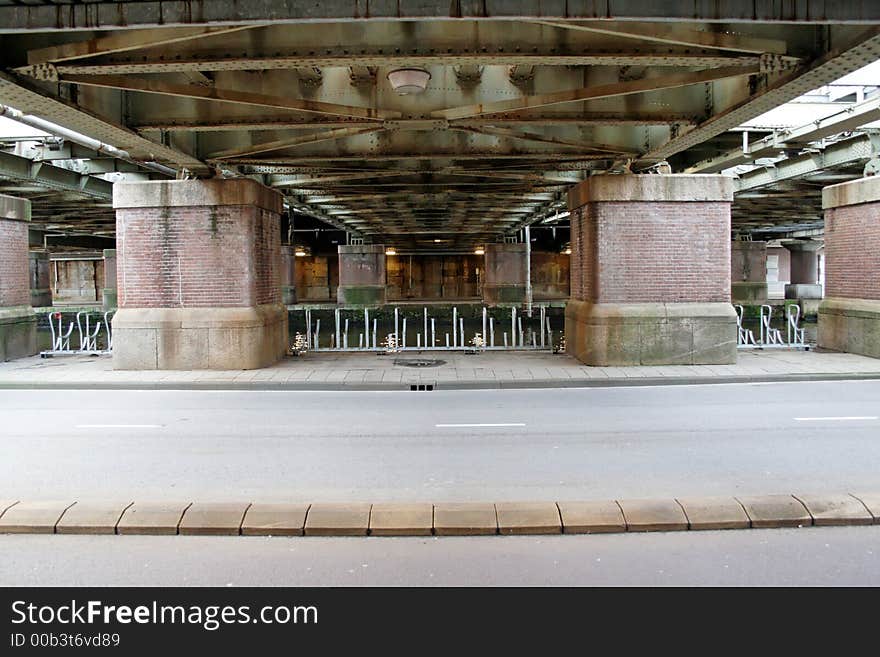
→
(1, 348, 880, 389)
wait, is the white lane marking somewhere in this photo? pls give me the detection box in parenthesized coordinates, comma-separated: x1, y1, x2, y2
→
(75, 424, 163, 429)
(793, 416, 878, 422)
(435, 423, 526, 428)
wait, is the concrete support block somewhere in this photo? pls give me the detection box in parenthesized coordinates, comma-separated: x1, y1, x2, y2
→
(241, 503, 309, 536)
(818, 297, 880, 358)
(565, 300, 737, 366)
(731, 241, 767, 304)
(557, 500, 626, 534)
(731, 281, 768, 305)
(337, 244, 385, 305)
(280, 245, 297, 306)
(112, 304, 288, 370)
(0, 305, 37, 362)
(785, 283, 823, 300)
(102, 248, 117, 311)
(483, 243, 528, 305)
(29, 251, 51, 307)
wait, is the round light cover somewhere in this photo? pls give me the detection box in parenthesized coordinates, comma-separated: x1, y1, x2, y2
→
(387, 68, 431, 95)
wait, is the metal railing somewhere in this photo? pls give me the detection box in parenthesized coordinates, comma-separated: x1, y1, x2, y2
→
(298, 305, 554, 353)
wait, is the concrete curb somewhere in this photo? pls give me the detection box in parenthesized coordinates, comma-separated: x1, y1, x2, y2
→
(0, 494, 877, 537)
(2, 371, 880, 392)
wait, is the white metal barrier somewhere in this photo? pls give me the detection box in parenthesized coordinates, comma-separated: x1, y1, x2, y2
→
(736, 304, 809, 350)
(41, 311, 114, 357)
(300, 305, 554, 353)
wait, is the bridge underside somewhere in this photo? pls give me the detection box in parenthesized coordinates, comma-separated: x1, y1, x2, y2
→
(1, 3, 879, 368)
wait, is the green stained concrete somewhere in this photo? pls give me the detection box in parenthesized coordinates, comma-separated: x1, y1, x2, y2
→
(336, 285, 386, 306)
(0, 306, 37, 362)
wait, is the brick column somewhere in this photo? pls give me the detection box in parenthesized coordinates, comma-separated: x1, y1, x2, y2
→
(819, 177, 880, 357)
(112, 179, 288, 370)
(0, 195, 37, 361)
(483, 243, 528, 304)
(337, 244, 385, 305)
(565, 175, 736, 366)
(280, 245, 297, 305)
(783, 240, 823, 300)
(101, 248, 117, 311)
(29, 250, 51, 307)
(730, 241, 767, 304)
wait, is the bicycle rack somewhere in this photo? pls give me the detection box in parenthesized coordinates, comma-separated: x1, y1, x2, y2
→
(759, 305, 784, 346)
(735, 305, 757, 347)
(786, 304, 806, 347)
(41, 310, 114, 357)
(736, 304, 809, 350)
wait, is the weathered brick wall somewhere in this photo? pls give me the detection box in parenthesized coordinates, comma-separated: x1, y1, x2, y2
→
(571, 201, 730, 303)
(824, 203, 880, 299)
(117, 205, 280, 308)
(0, 219, 29, 306)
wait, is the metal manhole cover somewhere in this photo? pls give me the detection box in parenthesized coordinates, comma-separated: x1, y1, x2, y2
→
(394, 358, 446, 368)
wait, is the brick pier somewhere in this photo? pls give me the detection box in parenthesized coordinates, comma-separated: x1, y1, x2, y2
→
(819, 177, 880, 357)
(565, 174, 737, 366)
(112, 178, 288, 370)
(0, 194, 37, 361)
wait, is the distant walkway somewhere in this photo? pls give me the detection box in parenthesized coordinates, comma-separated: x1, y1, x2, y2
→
(1, 349, 880, 390)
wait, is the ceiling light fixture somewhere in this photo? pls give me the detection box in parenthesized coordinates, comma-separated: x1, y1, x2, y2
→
(387, 68, 431, 95)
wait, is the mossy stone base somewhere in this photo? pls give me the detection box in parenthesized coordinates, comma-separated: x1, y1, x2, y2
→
(731, 281, 767, 305)
(565, 300, 737, 366)
(102, 288, 117, 312)
(337, 285, 385, 306)
(281, 285, 296, 306)
(819, 297, 880, 358)
(483, 284, 527, 305)
(0, 306, 37, 361)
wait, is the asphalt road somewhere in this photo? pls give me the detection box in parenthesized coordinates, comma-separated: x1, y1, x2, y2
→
(1, 526, 878, 586)
(1, 380, 879, 501)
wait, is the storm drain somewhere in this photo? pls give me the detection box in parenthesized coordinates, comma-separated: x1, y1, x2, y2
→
(394, 358, 446, 368)
(409, 383, 435, 391)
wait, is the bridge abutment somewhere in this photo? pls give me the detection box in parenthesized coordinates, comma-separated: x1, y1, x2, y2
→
(0, 194, 37, 362)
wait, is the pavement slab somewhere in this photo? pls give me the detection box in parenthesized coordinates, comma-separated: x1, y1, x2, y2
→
(56, 501, 133, 535)
(676, 497, 751, 530)
(116, 502, 192, 535)
(794, 494, 874, 526)
(304, 503, 371, 536)
(848, 493, 880, 524)
(0, 501, 76, 534)
(178, 502, 251, 536)
(736, 495, 812, 529)
(557, 501, 626, 534)
(617, 499, 689, 532)
(433, 503, 498, 536)
(368, 503, 433, 536)
(241, 503, 310, 536)
(495, 502, 561, 535)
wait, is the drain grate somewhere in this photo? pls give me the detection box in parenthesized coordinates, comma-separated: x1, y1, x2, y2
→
(409, 384, 435, 391)
(394, 358, 446, 368)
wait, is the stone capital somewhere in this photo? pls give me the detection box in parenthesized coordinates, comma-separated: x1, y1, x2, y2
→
(567, 174, 734, 210)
